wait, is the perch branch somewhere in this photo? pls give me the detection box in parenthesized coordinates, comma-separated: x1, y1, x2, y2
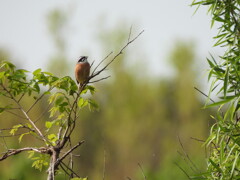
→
(0, 147, 51, 161)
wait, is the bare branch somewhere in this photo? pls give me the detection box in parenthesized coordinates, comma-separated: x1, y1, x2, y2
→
(194, 87, 215, 103)
(59, 163, 72, 177)
(27, 88, 53, 113)
(0, 147, 50, 161)
(190, 137, 205, 143)
(0, 135, 8, 150)
(90, 30, 144, 81)
(90, 60, 95, 68)
(194, 86, 224, 117)
(34, 103, 51, 123)
(60, 161, 80, 178)
(89, 76, 111, 84)
(174, 162, 192, 180)
(92, 52, 113, 75)
(127, 25, 133, 43)
(1, 84, 49, 144)
(55, 141, 84, 166)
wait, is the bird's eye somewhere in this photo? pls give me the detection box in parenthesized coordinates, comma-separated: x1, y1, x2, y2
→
(78, 56, 85, 62)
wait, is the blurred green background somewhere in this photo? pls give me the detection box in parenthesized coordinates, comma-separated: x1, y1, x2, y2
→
(0, 2, 215, 180)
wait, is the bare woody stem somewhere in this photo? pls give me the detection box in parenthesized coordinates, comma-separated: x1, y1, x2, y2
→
(89, 30, 144, 81)
(0, 147, 51, 161)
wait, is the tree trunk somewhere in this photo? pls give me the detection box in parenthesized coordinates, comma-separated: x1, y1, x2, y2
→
(47, 149, 59, 180)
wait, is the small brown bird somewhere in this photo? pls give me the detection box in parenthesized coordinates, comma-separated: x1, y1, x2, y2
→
(75, 56, 90, 88)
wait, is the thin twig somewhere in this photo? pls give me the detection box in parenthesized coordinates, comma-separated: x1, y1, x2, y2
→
(60, 161, 80, 178)
(68, 138, 74, 177)
(34, 103, 51, 123)
(177, 135, 199, 173)
(103, 148, 106, 180)
(4, 110, 27, 119)
(190, 137, 205, 143)
(90, 30, 144, 80)
(70, 153, 73, 176)
(177, 151, 197, 173)
(194, 86, 224, 117)
(92, 52, 113, 75)
(194, 87, 215, 103)
(62, 87, 82, 139)
(0, 107, 20, 110)
(0, 147, 50, 161)
(0, 133, 22, 138)
(89, 76, 111, 84)
(1, 84, 49, 144)
(55, 141, 84, 166)
(174, 162, 192, 180)
(127, 25, 133, 43)
(0, 133, 8, 150)
(90, 60, 95, 68)
(138, 163, 147, 180)
(59, 163, 72, 177)
(27, 88, 53, 113)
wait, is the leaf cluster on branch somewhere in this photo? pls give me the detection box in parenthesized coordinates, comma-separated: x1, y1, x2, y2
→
(0, 29, 143, 180)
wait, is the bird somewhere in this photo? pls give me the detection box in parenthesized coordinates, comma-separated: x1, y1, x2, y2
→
(75, 56, 90, 89)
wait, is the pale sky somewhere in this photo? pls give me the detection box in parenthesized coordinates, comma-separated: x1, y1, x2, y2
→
(0, 0, 220, 79)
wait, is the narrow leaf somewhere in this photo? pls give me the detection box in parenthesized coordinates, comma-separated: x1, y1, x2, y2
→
(223, 67, 229, 98)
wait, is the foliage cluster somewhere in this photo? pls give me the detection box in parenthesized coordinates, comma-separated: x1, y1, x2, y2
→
(0, 23, 143, 179)
(192, 0, 240, 179)
(0, 60, 97, 180)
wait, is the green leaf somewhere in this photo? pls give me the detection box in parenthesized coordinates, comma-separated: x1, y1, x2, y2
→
(48, 93, 60, 104)
(230, 152, 239, 177)
(45, 121, 53, 129)
(10, 124, 23, 135)
(78, 98, 88, 108)
(88, 99, 99, 111)
(86, 85, 96, 95)
(48, 133, 57, 140)
(0, 71, 5, 79)
(1, 61, 15, 72)
(31, 154, 49, 171)
(209, 158, 222, 173)
(223, 67, 229, 98)
(43, 71, 53, 76)
(207, 58, 215, 68)
(44, 91, 51, 95)
(28, 151, 35, 158)
(204, 97, 235, 108)
(33, 68, 42, 76)
(55, 96, 64, 105)
(18, 132, 30, 143)
(47, 134, 58, 145)
(71, 178, 88, 180)
(219, 139, 224, 163)
(49, 106, 59, 117)
(81, 88, 88, 94)
(57, 113, 65, 120)
(33, 82, 40, 93)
